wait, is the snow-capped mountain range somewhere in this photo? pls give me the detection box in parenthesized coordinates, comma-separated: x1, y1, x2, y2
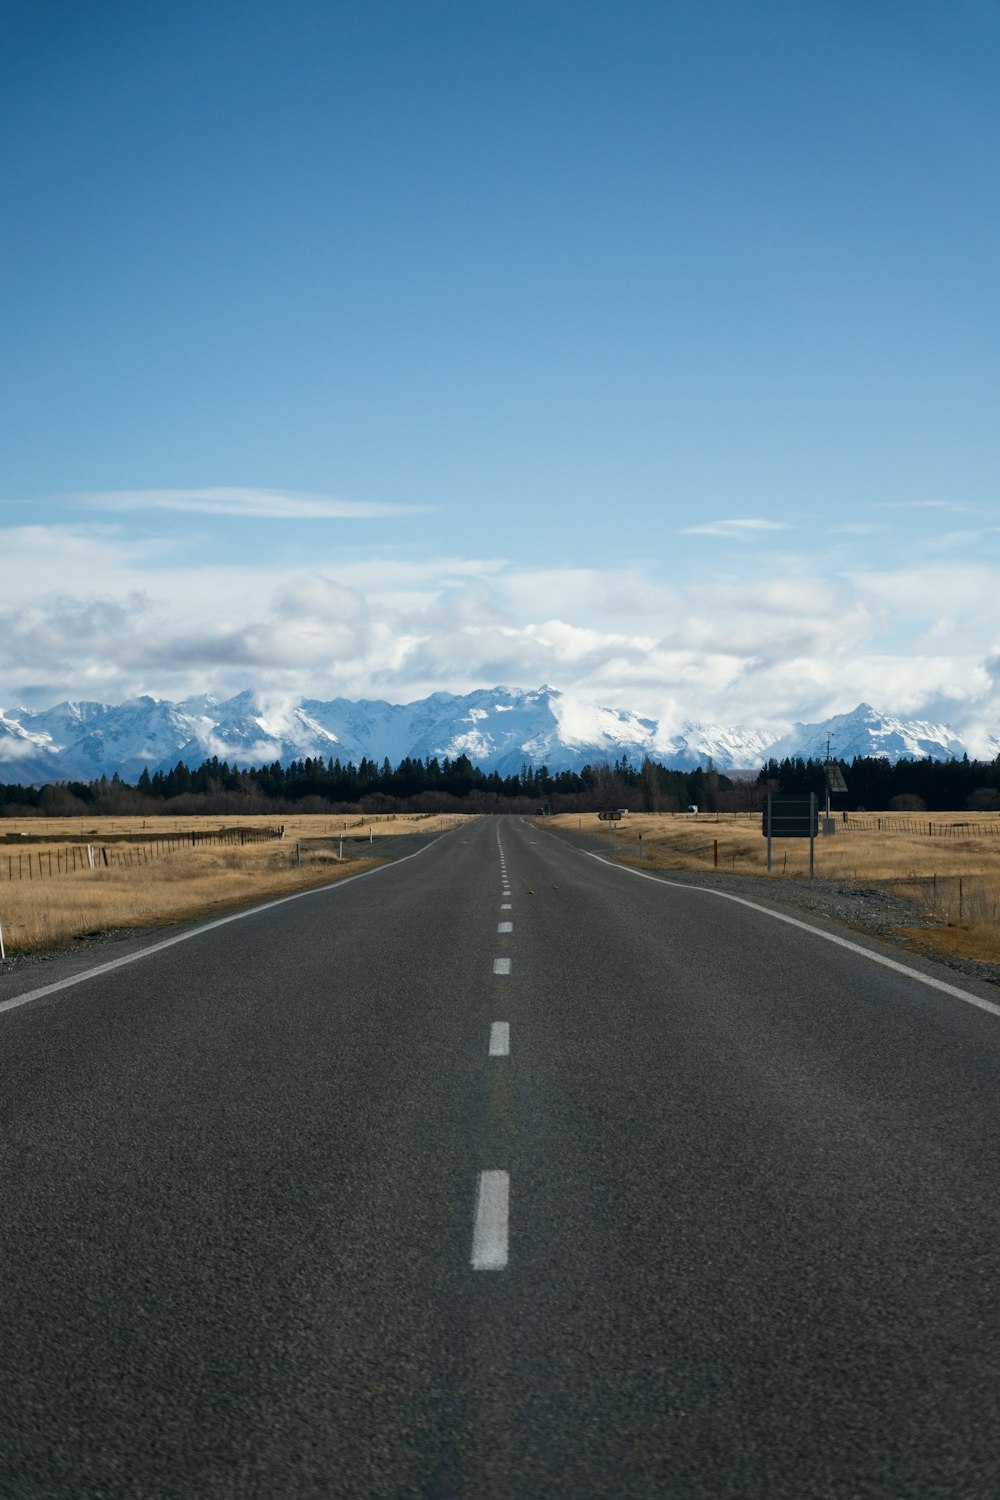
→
(0, 687, 993, 785)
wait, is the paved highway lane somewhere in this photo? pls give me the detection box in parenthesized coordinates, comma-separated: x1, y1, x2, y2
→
(1, 816, 999, 1497)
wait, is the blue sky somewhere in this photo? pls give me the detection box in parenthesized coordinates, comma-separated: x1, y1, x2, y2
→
(3, 0, 1000, 743)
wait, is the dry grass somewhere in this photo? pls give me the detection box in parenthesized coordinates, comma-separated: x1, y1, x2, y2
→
(0, 812, 472, 953)
(544, 810, 1000, 965)
(0, 810, 461, 842)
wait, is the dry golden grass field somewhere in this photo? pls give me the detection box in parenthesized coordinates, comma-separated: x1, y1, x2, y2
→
(545, 810, 1000, 967)
(0, 812, 468, 953)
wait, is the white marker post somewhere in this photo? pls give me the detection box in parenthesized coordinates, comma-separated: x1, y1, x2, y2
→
(0, 918, 5, 961)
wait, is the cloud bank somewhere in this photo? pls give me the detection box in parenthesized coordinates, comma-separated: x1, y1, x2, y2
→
(3, 516, 1000, 746)
(73, 487, 432, 520)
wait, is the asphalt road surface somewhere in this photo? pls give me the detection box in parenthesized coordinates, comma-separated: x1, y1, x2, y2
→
(1, 816, 999, 1498)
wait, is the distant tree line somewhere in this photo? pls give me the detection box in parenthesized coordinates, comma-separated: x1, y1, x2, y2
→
(758, 754, 1000, 812)
(3, 748, 1000, 818)
(0, 753, 743, 817)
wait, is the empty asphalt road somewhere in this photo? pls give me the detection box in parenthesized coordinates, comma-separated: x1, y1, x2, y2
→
(1, 815, 999, 1498)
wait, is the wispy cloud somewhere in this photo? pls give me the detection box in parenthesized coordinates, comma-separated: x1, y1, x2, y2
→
(71, 487, 434, 520)
(877, 499, 974, 514)
(679, 518, 791, 539)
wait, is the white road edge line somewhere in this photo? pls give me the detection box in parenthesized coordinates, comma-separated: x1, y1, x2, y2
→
(493, 957, 511, 975)
(489, 1021, 510, 1056)
(584, 848, 1000, 1021)
(471, 1170, 509, 1269)
(0, 831, 453, 1018)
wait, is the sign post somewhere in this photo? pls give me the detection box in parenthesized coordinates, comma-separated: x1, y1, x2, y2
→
(763, 793, 819, 877)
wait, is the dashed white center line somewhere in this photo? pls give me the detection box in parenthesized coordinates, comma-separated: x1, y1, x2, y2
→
(471, 1170, 509, 1270)
(479, 838, 514, 1272)
(489, 1021, 510, 1056)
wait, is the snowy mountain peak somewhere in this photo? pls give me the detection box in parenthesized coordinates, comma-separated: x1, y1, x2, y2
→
(0, 688, 988, 784)
(767, 704, 965, 764)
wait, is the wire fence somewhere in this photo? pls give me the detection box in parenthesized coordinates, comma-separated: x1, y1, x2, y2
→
(844, 816, 1000, 837)
(0, 826, 283, 881)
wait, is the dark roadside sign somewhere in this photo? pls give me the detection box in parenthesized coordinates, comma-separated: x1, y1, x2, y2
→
(763, 791, 819, 876)
(761, 794, 819, 838)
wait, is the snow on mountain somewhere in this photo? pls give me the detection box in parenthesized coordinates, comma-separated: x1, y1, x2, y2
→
(765, 702, 966, 765)
(170, 690, 344, 770)
(14, 696, 214, 782)
(0, 710, 74, 783)
(649, 719, 777, 772)
(0, 688, 989, 785)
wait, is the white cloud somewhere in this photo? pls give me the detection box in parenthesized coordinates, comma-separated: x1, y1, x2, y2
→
(71, 487, 433, 520)
(923, 528, 1000, 554)
(691, 575, 838, 617)
(1, 523, 168, 566)
(2, 518, 1000, 742)
(679, 518, 791, 539)
(846, 563, 998, 620)
(272, 574, 368, 626)
(497, 566, 679, 622)
(878, 499, 974, 514)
